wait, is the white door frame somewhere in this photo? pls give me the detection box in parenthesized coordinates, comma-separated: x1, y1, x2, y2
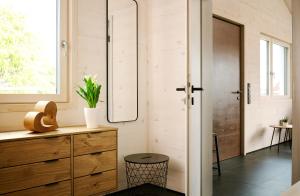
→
(292, 0, 300, 184)
(187, 0, 213, 195)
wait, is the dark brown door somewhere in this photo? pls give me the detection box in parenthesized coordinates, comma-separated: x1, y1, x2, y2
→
(213, 17, 241, 161)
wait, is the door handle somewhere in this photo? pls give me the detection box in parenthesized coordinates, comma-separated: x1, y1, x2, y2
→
(231, 91, 241, 94)
(176, 87, 186, 92)
(191, 85, 204, 93)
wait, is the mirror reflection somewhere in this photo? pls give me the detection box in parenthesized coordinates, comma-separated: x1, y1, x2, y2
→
(107, 0, 138, 123)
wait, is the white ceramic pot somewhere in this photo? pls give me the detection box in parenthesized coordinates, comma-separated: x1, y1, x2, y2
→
(84, 107, 100, 129)
(282, 122, 288, 127)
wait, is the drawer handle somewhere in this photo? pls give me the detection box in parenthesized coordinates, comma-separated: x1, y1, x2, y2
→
(44, 136, 60, 139)
(91, 151, 103, 155)
(90, 172, 103, 176)
(45, 182, 59, 187)
(44, 159, 59, 163)
(89, 131, 103, 134)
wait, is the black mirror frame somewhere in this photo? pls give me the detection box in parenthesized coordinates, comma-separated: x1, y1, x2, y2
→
(106, 0, 139, 123)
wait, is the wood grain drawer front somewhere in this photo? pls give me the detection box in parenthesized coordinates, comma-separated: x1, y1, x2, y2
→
(74, 131, 117, 156)
(0, 136, 71, 168)
(74, 170, 117, 196)
(3, 180, 71, 196)
(0, 158, 71, 194)
(74, 150, 117, 178)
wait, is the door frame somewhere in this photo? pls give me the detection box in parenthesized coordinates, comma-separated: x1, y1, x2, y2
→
(212, 15, 246, 156)
(187, 1, 246, 195)
(187, 0, 213, 195)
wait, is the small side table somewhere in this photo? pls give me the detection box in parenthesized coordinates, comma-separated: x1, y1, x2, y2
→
(124, 153, 169, 188)
(270, 124, 293, 152)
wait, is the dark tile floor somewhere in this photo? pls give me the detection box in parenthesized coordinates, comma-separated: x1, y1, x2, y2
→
(107, 183, 185, 196)
(213, 143, 292, 196)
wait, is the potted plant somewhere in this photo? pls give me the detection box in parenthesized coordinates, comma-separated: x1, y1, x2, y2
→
(280, 117, 288, 127)
(76, 75, 102, 128)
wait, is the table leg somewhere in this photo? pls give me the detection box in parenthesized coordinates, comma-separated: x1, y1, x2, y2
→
(278, 128, 282, 153)
(270, 128, 275, 149)
(284, 129, 288, 142)
(289, 128, 292, 150)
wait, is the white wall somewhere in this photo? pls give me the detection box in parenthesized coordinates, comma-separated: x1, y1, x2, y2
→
(0, 0, 148, 190)
(147, 0, 187, 193)
(213, 0, 293, 154)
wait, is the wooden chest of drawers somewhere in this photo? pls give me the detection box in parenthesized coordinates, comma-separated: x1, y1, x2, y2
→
(0, 126, 118, 196)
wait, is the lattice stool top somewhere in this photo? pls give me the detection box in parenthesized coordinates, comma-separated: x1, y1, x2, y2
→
(124, 153, 169, 164)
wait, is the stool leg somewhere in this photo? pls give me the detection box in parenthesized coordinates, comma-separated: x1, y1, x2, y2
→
(270, 128, 275, 149)
(215, 135, 221, 176)
(278, 128, 282, 153)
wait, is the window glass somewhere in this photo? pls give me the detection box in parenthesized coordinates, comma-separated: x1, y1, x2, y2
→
(260, 37, 290, 98)
(0, 0, 58, 94)
(272, 43, 288, 96)
(260, 40, 269, 96)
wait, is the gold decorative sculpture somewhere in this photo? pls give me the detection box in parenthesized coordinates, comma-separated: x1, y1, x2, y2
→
(24, 101, 58, 132)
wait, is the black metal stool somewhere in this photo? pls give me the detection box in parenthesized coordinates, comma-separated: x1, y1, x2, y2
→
(213, 133, 221, 176)
(124, 153, 169, 188)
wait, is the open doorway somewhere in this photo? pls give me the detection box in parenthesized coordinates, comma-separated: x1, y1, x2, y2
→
(212, 1, 293, 196)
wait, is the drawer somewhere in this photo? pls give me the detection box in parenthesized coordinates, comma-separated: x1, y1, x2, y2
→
(74, 150, 117, 178)
(0, 136, 71, 168)
(4, 180, 71, 196)
(74, 170, 117, 196)
(0, 158, 71, 194)
(74, 131, 117, 156)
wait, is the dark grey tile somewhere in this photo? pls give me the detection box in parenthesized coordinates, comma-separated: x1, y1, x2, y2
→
(213, 143, 292, 196)
(107, 183, 185, 196)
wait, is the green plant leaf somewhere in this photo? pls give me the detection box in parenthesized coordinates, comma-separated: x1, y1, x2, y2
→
(76, 76, 101, 108)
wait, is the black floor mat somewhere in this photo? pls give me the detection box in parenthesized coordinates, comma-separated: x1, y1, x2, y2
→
(106, 183, 185, 196)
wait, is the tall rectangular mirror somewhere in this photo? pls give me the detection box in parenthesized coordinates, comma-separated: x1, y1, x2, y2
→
(107, 0, 138, 123)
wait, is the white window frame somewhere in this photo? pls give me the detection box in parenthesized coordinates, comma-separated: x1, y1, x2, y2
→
(0, 0, 69, 104)
(260, 35, 291, 98)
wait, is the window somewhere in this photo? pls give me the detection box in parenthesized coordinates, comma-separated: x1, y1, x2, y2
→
(260, 40, 269, 96)
(0, 0, 68, 103)
(260, 36, 291, 97)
